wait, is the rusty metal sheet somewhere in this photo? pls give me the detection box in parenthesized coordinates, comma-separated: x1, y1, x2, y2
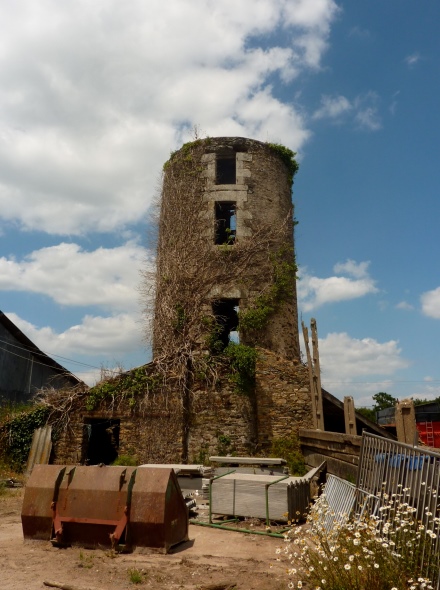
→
(21, 464, 66, 540)
(25, 426, 52, 477)
(22, 465, 189, 553)
(130, 467, 188, 552)
(53, 465, 136, 548)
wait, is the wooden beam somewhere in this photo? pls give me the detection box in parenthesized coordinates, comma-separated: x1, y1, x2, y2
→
(344, 396, 356, 436)
(395, 399, 418, 445)
(302, 321, 318, 429)
(311, 318, 324, 430)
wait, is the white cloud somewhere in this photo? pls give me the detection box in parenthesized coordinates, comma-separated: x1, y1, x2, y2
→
(396, 301, 414, 311)
(312, 92, 381, 131)
(333, 259, 370, 279)
(5, 311, 145, 386)
(421, 287, 440, 319)
(298, 260, 378, 312)
(348, 26, 371, 39)
(313, 95, 352, 120)
(0, 0, 338, 236)
(0, 241, 150, 311)
(404, 52, 421, 67)
(355, 107, 381, 131)
(314, 332, 410, 404)
(6, 311, 143, 356)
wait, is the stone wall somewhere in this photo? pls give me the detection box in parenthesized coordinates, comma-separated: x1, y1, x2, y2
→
(53, 349, 312, 465)
(255, 349, 313, 452)
(154, 137, 300, 361)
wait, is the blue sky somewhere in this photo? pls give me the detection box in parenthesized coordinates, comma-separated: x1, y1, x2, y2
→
(0, 0, 439, 407)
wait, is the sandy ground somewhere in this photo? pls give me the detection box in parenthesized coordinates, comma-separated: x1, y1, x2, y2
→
(0, 489, 289, 590)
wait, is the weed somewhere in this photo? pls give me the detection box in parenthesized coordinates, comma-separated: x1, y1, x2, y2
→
(270, 434, 306, 476)
(128, 568, 146, 584)
(111, 454, 138, 466)
(78, 550, 94, 569)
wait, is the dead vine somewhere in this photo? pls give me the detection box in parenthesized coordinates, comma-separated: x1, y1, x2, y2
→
(141, 138, 296, 403)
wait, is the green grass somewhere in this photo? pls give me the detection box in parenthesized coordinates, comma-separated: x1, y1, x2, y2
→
(128, 568, 146, 584)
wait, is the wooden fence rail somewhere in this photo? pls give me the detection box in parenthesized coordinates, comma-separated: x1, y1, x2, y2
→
(299, 428, 361, 481)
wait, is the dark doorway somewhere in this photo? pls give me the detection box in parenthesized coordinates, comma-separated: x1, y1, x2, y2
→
(212, 299, 239, 350)
(215, 202, 236, 245)
(81, 418, 120, 465)
(216, 156, 236, 184)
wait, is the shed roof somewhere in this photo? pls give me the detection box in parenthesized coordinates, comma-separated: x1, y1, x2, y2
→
(0, 310, 82, 386)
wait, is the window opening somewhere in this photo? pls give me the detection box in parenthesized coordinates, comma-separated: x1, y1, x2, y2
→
(215, 202, 236, 245)
(212, 299, 239, 350)
(81, 418, 120, 465)
(216, 156, 236, 184)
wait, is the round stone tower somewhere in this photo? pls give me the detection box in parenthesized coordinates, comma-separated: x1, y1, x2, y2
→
(153, 137, 300, 361)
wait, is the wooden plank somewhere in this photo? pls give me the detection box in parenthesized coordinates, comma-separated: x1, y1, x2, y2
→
(300, 439, 361, 455)
(209, 456, 286, 466)
(302, 446, 359, 465)
(300, 442, 361, 457)
(303, 451, 358, 481)
(299, 428, 362, 446)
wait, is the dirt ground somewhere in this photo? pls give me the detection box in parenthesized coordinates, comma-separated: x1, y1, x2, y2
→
(0, 488, 289, 590)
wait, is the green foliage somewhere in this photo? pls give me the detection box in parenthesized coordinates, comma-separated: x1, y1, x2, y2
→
(111, 454, 138, 466)
(267, 142, 299, 186)
(373, 391, 397, 412)
(413, 397, 432, 406)
(223, 343, 258, 395)
(356, 406, 377, 423)
(239, 246, 297, 333)
(192, 443, 209, 465)
(0, 405, 50, 471)
(0, 402, 35, 422)
(217, 433, 233, 456)
(85, 367, 160, 411)
(163, 138, 204, 170)
(356, 393, 400, 423)
(173, 303, 186, 332)
(78, 550, 94, 569)
(270, 433, 306, 476)
(128, 568, 146, 584)
(205, 319, 225, 354)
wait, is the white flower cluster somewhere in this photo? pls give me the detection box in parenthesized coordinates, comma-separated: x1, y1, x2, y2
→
(276, 484, 439, 590)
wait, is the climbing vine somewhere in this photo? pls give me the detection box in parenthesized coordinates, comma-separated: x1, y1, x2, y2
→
(267, 143, 299, 186)
(223, 343, 258, 395)
(84, 368, 161, 411)
(141, 136, 300, 410)
(239, 245, 298, 334)
(0, 405, 50, 471)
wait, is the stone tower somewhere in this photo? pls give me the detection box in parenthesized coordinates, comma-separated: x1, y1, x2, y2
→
(153, 137, 300, 362)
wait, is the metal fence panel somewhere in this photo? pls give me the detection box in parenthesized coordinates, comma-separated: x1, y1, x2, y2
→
(357, 432, 440, 588)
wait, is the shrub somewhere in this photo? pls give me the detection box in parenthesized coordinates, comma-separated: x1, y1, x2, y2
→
(0, 405, 50, 471)
(270, 434, 306, 476)
(224, 343, 258, 395)
(111, 454, 138, 466)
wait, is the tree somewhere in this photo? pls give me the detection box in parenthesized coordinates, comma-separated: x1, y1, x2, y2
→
(372, 391, 397, 412)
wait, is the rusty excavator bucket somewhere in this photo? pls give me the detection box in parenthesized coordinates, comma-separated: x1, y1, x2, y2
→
(21, 465, 189, 553)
